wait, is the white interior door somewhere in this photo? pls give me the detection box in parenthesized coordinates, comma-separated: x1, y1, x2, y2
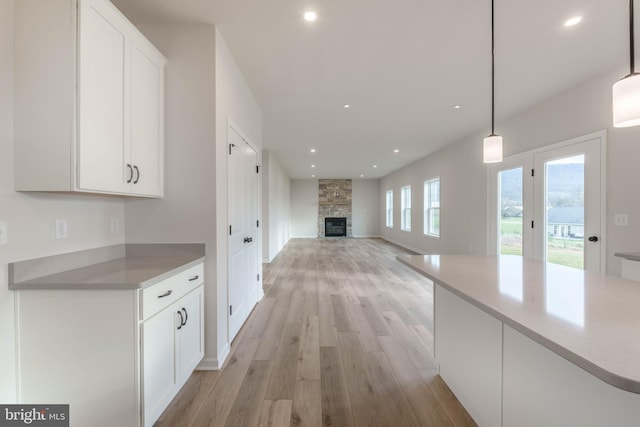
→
(228, 126, 259, 341)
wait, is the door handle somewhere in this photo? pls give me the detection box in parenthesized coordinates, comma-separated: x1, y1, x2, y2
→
(177, 310, 184, 330)
(126, 164, 134, 183)
(157, 290, 173, 298)
(133, 165, 140, 184)
(181, 307, 188, 326)
(588, 235, 599, 242)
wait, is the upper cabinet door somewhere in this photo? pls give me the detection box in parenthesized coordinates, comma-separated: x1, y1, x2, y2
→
(77, 0, 131, 194)
(130, 36, 165, 197)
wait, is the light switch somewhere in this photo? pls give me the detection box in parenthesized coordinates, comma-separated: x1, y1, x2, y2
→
(615, 214, 629, 227)
(56, 219, 68, 239)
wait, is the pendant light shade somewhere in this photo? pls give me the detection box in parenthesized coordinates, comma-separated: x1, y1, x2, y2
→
(613, 0, 640, 127)
(483, 0, 503, 163)
(483, 134, 503, 163)
(613, 74, 640, 127)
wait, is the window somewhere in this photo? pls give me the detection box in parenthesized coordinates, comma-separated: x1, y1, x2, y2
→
(385, 190, 393, 228)
(401, 185, 411, 231)
(424, 178, 440, 237)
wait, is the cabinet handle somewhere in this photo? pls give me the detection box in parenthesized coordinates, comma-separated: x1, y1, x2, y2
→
(181, 307, 188, 326)
(126, 164, 134, 183)
(177, 310, 184, 330)
(133, 166, 140, 184)
(158, 290, 173, 298)
(188, 275, 199, 282)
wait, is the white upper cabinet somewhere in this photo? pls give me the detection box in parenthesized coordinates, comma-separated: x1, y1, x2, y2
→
(14, 0, 166, 197)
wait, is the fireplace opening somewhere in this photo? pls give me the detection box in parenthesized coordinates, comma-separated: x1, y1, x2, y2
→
(325, 217, 347, 237)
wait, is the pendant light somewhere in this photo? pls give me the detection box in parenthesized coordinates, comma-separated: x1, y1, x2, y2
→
(483, 0, 503, 163)
(613, 0, 640, 127)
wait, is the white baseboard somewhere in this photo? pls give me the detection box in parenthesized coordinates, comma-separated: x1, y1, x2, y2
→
(197, 343, 230, 371)
(352, 234, 382, 238)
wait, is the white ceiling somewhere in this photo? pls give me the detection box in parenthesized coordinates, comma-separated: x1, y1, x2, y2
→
(113, 0, 630, 179)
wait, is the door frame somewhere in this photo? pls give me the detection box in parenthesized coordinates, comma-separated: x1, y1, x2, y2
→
(487, 130, 607, 272)
(226, 119, 262, 343)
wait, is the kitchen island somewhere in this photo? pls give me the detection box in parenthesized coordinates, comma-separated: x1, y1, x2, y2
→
(398, 254, 640, 427)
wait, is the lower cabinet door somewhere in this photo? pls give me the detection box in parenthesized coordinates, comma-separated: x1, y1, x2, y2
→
(142, 307, 179, 427)
(177, 286, 204, 386)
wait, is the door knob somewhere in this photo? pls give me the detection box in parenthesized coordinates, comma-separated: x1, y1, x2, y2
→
(588, 235, 599, 242)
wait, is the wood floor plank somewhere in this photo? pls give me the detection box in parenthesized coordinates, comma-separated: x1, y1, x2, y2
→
(243, 297, 277, 338)
(420, 371, 478, 427)
(224, 359, 273, 427)
(364, 352, 422, 427)
(320, 346, 355, 427)
(265, 322, 302, 400)
(337, 333, 386, 427)
(286, 290, 306, 324)
(255, 291, 292, 360)
(330, 294, 354, 333)
(188, 337, 261, 427)
(345, 302, 382, 352)
(318, 299, 338, 347)
(358, 296, 393, 336)
(296, 315, 321, 381)
(379, 336, 454, 427)
(257, 400, 293, 427)
(382, 310, 438, 371)
(411, 324, 435, 357)
(291, 380, 322, 427)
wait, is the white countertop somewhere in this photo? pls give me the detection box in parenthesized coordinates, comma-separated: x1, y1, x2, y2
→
(397, 254, 640, 393)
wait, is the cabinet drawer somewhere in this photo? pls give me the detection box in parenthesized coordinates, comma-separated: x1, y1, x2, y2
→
(141, 263, 204, 320)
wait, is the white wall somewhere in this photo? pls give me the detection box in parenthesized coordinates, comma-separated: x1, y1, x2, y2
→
(262, 151, 290, 262)
(123, 24, 219, 366)
(381, 67, 640, 275)
(352, 180, 380, 237)
(290, 180, 319, 237)
(215, 26, 262, 364)
(290, 179, 380, 238)
(1, 0, 126, 401)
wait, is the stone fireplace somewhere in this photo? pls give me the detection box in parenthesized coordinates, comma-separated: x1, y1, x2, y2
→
(318, 179, 352, 237)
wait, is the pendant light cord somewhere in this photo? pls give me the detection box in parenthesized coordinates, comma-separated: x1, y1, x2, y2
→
(631, 0, 636, 75)
(491, 0, 496, 136)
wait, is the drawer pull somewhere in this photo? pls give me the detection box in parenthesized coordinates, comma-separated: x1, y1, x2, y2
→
(158, 290, 173, 298)
(188, 275, 200, 282)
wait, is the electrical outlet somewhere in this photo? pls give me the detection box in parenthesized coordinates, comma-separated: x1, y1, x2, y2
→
(56, 219, 68, 239)
(615, 214, 629, 227)
(0, 221, 7, 245)
(110, 218, 120, 234)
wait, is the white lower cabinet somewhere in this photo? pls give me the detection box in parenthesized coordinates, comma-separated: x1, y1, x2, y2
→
(16, 263, 204, 427)
(142, 284, 204, 427)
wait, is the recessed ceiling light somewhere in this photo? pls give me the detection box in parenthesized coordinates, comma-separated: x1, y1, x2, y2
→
(312, 174, 316, 178)
(373, 165, 378, 168)
(310, 148, 316, 153)
(343, 104, 350, 109)
(304, 11, 317, 22)
(453, 105, 462, 109)
(360, 174, 364, 178)
(564, 16, 582, 27)
(311, 164, 316, 168)
(393, 149, 400, 153)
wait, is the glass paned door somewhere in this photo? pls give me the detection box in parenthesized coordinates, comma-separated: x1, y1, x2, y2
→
(499, 167, 524, 256)
(544, 155, 585, 269)
(533, 138, 602, 273)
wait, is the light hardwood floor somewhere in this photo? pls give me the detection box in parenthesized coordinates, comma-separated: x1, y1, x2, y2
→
(155, 238, 476, 427)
